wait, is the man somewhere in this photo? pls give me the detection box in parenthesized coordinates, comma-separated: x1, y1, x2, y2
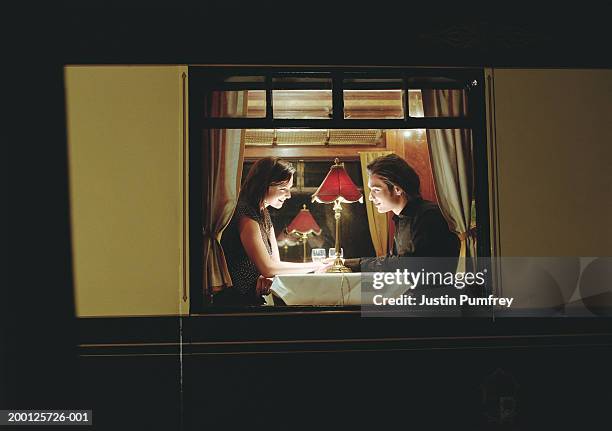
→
(344, 154, 460, 272)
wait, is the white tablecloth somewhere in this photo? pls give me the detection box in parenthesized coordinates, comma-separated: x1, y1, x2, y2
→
(265, 273, 363, 306)
(264, 273, 412, 306)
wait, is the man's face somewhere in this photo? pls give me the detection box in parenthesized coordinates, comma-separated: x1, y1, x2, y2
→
(368, 174, 402, 213)
(265, 175, 293, 209)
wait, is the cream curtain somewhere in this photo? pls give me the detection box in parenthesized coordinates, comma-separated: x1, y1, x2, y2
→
(359, 151, 393, 257)
(422, 89, 476, 271)
(202, 129, 245, 297)
(202, 91, 249, 299)
(209, 90, 249, 118)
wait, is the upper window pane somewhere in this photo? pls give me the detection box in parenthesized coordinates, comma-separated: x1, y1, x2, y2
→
(343, 89, 405, 119)
(272, 90, 332, 119)
(408, 90, 424, 118)
(410, 89, 468, 117)
(208, 90, 265, 118)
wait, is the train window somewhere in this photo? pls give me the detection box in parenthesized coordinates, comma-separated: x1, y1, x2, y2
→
(192, 67, 489, 312)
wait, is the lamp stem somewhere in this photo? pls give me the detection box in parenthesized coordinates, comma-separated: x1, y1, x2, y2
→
(327, 199, 351, 272)
(302, 233, 308, 262)
(334, 199, 341, 257)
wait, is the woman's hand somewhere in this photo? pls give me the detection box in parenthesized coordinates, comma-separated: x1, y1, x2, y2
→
(314, 260, 334, 273)
(256, 275, 274, 296)
(322, 256, 336, 265)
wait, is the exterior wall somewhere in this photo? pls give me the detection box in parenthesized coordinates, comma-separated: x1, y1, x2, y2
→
(65, 66, 189, 316)
(489, 69, 612, 256)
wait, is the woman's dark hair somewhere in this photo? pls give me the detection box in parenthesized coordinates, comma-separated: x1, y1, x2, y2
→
(239, 157, 295, 211)
(366, 154, 421, 199)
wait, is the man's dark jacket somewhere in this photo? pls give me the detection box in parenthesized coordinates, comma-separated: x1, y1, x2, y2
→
(345, 197, 460, 272)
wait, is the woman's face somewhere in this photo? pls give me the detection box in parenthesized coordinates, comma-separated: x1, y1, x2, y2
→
(265, 175, 293, 209)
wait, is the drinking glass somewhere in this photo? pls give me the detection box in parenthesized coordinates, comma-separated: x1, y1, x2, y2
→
(311, 248, 326, 263)
(328, 247, 344, 259)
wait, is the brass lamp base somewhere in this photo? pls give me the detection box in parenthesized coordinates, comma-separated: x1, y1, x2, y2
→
(326, 257, 352, 273)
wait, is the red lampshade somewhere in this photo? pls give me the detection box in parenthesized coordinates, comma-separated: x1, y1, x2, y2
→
(286, 205, 322, 236)
(311, 159, 364, 204)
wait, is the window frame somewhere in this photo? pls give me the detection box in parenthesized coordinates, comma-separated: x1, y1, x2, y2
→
(189, 65, 491, 315)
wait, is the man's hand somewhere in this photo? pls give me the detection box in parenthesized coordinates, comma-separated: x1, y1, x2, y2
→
(342, 258, 361, 272)
(256, 275, 274, 296)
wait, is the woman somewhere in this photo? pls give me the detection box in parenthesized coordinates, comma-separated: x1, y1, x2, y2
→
(218, 157, 328, 305)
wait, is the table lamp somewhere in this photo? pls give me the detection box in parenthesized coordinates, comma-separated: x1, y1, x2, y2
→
(286, 205, 322, 262)
(312, 158, 363, 272)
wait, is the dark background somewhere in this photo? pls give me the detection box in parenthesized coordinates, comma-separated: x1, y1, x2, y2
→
(5, 2, 611, 429)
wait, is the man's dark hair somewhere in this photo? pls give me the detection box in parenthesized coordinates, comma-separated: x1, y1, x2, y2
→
(239, 157, 295, 211)
(367, 154, 421, 198)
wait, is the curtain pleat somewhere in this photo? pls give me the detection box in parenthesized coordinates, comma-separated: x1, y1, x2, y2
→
(422, 89, 476, 272)
(202, 92, 248, 300)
